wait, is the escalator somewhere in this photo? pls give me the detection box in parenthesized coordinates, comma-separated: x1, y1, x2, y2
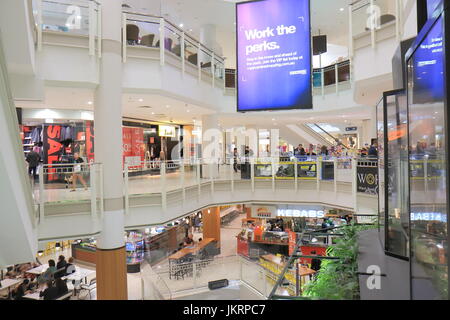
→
(304, 123, 351, 149)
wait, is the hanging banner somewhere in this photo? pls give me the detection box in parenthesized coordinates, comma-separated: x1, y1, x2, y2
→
(356, 166, 378, 195)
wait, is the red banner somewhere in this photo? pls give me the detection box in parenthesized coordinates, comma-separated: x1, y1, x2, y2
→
(122, 127, 144, 169)
(287, 229, 297, 256)
(43, 125, 62, 181)
(86, 120, 95, 163)
(131, 127, 144, 162)
(237, 237, 249, 257)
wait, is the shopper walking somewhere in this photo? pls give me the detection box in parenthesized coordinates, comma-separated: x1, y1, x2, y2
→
(233, 148, 239, 173)
(26, 149, 41, 180)
(71, 153, 88, 192)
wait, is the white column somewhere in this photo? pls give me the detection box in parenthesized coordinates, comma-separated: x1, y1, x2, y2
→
(199, 24, 217, 64)
(94, 0, 127, 300)
(202, 114, 220, 178)
(95, 0, 125, 250)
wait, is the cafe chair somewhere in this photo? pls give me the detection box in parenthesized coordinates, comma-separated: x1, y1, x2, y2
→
(172, 44, 181, 56)
(155, 38, 173, 51)
(140, 34, 155, 47)
(79, 278, 96, 300)
(187, 53, 198, 66)
(126, 24, 140, 45)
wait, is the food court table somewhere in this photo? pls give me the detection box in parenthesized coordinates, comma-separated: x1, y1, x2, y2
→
(0, 279, 21, 298)
(63, 267, 95, 284)
(25, 264, 49, 275)
(168, 238, 216, 279)
(23, 291, 41, 300)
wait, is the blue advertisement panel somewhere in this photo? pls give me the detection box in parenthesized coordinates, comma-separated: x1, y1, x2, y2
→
(236, 0, 312, 111)
(427, 0, 442, 19)
(411, 16, 444, 104)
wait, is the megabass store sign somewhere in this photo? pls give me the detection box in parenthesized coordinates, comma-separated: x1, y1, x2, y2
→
(357, 166, 378, 195)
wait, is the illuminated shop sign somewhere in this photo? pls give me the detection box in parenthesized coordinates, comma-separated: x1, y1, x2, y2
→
(159, 125, 176, 138)
(251, 205, 277, 218)
(277, 209, 325, 218)
(411, 212, 447, 222)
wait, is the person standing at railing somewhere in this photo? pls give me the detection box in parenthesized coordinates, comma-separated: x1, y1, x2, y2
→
(368, 143, 378, 158)
(70, 153, 87, 192)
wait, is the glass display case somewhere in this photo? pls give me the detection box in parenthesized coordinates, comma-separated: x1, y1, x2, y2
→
(406, 3, 448, 299)
(126, 231, 145, 273)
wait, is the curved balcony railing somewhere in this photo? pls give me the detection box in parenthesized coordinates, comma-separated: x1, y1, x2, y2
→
(32, 0, 226, 89)
(29, 157, 384, 223)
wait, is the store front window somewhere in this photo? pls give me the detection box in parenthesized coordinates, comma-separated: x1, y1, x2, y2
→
(407, 14, 448, 299)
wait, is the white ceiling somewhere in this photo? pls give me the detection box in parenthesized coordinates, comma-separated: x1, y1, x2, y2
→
(15, 87, 214, 125)
(15, 87, 372, 128)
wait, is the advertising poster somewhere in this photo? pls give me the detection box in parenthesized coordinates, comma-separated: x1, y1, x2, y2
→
(86, 120, 95, 164)
(356, 166, 378, 195)
(43, 124, 62, 182)
(288, 229, 296, 256)
(123, 127, 145, 168)
(236, 0, 312, 111)
(132, 127, 145, 164)
(122, 127, 133, 167)
(411, 16, 443, 104)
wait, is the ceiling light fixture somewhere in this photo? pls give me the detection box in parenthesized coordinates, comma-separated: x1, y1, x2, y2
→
(87, 101, 93, 105)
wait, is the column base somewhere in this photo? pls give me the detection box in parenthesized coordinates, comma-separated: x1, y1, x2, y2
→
(96, 246, 128, 300)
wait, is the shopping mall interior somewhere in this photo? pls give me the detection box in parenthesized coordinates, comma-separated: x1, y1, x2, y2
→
(0, 0, 449, 304)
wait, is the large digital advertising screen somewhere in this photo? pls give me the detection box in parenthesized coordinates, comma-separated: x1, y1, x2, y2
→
(236, 0, 312, 112)
(410, 16, 444, 104)
(427, 0, 442, 19)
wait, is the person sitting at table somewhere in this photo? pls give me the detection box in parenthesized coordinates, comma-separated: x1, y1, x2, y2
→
(184, 234, 194, 246)
(13, 279, 32, 300)
(5, 266, 17, 278)
(39, 280, 59, 300)
(55, 278, 68, 297)
(55, 255, 67, 278)
(65, 257, 75, 275)
(38, 259, 56, 284)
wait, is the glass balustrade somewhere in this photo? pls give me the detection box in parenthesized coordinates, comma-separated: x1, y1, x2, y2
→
(351, 0, 398, 38)
(30, 157, 377, 219)
(38, 0, 97, 36)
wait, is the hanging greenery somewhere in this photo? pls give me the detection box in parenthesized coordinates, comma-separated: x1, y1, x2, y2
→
(302, 223, 376, 300)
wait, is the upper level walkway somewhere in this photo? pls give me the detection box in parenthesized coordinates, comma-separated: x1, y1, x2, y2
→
(31, 156, 381, 243)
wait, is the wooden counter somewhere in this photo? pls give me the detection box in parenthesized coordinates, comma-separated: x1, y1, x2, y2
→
(168, 238, 215, 260)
